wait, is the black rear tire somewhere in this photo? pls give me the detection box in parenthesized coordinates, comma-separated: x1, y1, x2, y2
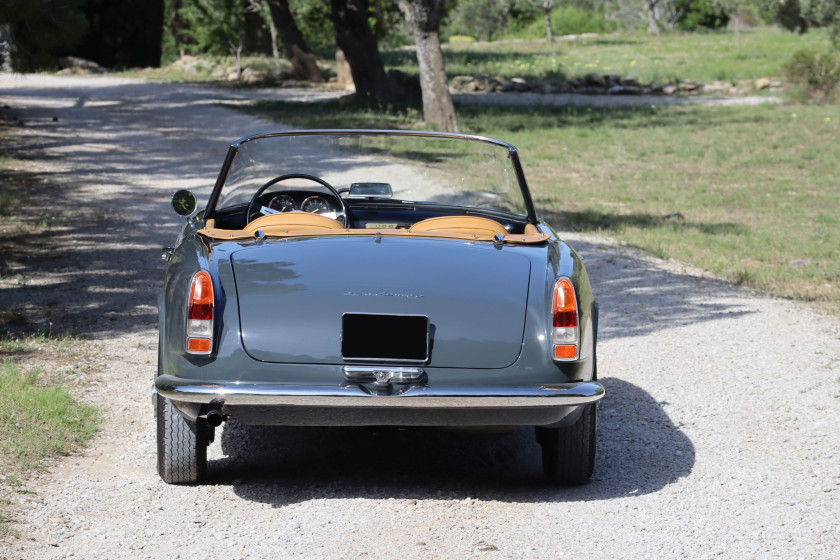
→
(156, 394, 209, 484)
(536, 403, 597, 485)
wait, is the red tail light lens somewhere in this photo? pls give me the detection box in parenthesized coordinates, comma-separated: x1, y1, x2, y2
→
(552, 277, 579, 361)
(186, 271, 213, 355)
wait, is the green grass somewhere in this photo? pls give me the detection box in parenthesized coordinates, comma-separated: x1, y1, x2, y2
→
(124, 26, 830, 87)
(0, 360, 97, 470)
(239, 100, 840, 312)
(0, 359, 98, 534)
(382, 26, 831, 84)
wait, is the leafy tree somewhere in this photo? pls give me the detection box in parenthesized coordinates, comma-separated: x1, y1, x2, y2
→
(0, 0, 87, 72)
(77, 0, 164, 68)
(677, 0, 730, 30)
(288, 0, 336, 52)
(446, 0, 510, 41)
(179, 0, 249, 77)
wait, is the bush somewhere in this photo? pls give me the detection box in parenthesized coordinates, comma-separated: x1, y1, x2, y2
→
(446, 0, 512, 41)
(510, 6, 616, 39)
(784, 49, 840, 101)
(677, 0, 730, 31)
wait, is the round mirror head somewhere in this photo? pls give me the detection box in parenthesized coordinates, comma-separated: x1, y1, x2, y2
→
(171, 190, 197, 216)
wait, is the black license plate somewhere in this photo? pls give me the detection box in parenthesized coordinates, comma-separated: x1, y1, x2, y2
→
(341, 313, 429, 362)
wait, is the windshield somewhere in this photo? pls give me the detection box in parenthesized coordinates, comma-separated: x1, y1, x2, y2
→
(214, 132, 529, 217)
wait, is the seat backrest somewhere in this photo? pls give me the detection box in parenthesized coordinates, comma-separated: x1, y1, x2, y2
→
(243, 212, 345, 234)
(409, 216, 508, 237)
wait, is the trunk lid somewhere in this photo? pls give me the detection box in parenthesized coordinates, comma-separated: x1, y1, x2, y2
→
(231, 237, 531, 368)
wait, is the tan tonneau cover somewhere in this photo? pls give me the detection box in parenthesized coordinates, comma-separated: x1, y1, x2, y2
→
(198, 219, 549, 245)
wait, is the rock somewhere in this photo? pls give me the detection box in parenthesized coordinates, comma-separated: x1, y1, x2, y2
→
(704, 81, 734, 95)
(281, 79, 300, 88)
(495, 77, 515, 92)
(335, 48, 354, 91)
(619, 77, 640, 87)
(755, 77, 771, 91)
(241, 68, 265, 84)
(510, 77, 530, 92)
(662, 84, 677, 95)
(165, 55, 212, 75)
(603, 74, 622, 87)
(540, 81, 564, 94)
(57, 56, 107, 75)
(678, 80, 703, 93)
(473, 74, 499, 93)
(583, 73, 606, 88)
(449, 75, 475, 93)
(607, 85, 642, 95)
(578, 86, 604, 95)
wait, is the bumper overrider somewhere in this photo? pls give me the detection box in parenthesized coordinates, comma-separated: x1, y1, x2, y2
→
(153, 370, 604, 427)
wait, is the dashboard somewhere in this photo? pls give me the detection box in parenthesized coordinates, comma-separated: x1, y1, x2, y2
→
(255, 190, 340, 215)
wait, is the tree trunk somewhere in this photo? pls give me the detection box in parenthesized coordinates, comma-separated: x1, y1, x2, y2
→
(250, 0, 282, 70)
(230, 36, 243, 80)
(170, 0, 189, 57)
(266, 0, 322, 82)
(646, 0, 660, 34)
(544, 1, 553, 42)
(399, 0, 458, 132)
(330, 0, 391, 106)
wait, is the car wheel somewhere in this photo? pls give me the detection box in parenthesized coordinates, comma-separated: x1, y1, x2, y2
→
(156, 394, 209, 484)
(536, 403, 597, 485)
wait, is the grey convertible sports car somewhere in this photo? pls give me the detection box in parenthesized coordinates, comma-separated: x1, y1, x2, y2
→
(154, 130, 603, 485)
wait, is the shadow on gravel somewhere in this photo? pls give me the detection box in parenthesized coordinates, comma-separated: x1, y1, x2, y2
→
(568, 235, 755, 340)
(210, 377, 693, 505)
(0, 82, 239, 339)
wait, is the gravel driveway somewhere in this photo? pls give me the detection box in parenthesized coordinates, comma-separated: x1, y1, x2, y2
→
(1, 74, 838, 559)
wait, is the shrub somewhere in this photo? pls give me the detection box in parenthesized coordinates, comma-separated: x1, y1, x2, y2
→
(784, 49, 840, 102)
(677, 0, 730, 31)
(446, 0, 512, 41)
(510, 6, 616, 39)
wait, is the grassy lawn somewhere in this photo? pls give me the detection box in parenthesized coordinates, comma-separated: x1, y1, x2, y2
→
(238, 100, 840, 312)
(126, 26, 830, 87)
(408, 27, 833, 84)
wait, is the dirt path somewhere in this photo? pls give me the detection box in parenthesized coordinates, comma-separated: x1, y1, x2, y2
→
(1, 74, 838, 559)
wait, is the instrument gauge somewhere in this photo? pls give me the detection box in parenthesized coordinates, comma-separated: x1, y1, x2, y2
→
(268, 194, 296, 212)
(301, 196, 331, 214)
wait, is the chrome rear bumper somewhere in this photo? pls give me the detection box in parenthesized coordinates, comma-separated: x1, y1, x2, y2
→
(154, 375, 604, 408)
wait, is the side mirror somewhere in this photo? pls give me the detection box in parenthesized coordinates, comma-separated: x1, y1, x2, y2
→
(171, 190, 197, 216)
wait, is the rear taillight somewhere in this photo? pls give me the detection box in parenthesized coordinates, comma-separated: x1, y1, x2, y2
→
(186, 270, 213, 355)
(552, 277, 579, 361)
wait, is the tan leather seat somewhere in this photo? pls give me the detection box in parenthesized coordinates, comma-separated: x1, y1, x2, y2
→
(409, 216, 508, 237)
(243, 212, 345, 234)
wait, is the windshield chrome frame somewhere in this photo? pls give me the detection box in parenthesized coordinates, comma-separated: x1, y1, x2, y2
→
(205, 129, 539, 224)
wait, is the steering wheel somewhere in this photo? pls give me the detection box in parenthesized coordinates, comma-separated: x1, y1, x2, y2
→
(246, 173, 347, 227)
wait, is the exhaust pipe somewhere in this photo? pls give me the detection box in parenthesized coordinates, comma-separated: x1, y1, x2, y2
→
(205, 408, 224, 428)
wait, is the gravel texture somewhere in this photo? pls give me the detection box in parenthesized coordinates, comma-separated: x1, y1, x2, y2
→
(1, 74, 839, 559)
